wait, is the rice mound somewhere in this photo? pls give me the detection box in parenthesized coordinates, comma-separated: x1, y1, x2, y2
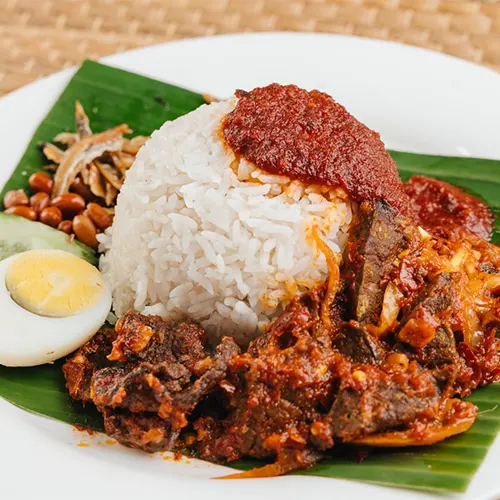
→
(99, 99, 353, 344)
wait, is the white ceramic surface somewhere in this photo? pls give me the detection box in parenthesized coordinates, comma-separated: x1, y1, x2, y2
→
(1, 33, 500, 500)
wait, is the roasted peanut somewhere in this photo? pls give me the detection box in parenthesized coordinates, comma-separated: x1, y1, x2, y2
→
(29, 172, 54, 194)
(39, 206, 63, 228)
(3, 189, 29, 209)
(70, 177, 94, 201)
(51, 193, 86, 215)
(58, 220, 73, 234)
(4, 205, 37, 221)
(73, 214, 98, 249)
(30, 192, 51, 214)
(86, 202, 113, 230)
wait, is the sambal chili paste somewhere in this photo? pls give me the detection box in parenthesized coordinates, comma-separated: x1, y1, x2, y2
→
(222, 84, 411, 215)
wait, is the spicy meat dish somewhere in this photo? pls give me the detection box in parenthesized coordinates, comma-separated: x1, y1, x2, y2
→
(64, 186, 500, 476)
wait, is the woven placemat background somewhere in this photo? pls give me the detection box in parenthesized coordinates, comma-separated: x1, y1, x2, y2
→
(1, 0, 500, 95)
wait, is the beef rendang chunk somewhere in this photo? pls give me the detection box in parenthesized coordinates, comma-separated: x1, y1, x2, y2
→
(345, 201, 406, 325)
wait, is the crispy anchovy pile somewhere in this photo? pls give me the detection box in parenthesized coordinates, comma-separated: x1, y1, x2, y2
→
(63, 198, 500, 477)
(42, 102, 148, 206)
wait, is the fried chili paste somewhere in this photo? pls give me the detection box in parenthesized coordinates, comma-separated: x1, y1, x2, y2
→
(223, 84, 411, 215)
(406, 175, 493, 241)
(223, 85, 494, 240)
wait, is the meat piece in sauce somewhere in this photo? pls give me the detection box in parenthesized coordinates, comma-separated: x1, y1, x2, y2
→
(106, 311, 207, 368)
(329, 363, 443, 441)
(345, 200, 406, 324)
(97, 336, 240, 452)
(63, 328, 116, 402)
(64, 311, 240, 451)
(195, 286, 338, 466)
(91, 362, 192, 414)
(395, 272, 461, 369)
(332, 322, 385, 365)
(101, 408, 178, 453)
(406, 175, 493, 241)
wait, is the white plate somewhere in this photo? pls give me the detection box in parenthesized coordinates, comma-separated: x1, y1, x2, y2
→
(1, 33, 500, 500)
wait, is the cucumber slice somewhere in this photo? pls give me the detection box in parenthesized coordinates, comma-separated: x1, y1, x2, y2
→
(0, 213, 97, 265)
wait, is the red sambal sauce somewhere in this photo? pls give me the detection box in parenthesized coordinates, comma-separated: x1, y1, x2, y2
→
(222, 84, 411, 215)
(405, 175, 493, 241)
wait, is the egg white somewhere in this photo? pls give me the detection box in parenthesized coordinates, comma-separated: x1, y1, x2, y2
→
(0, 253, 112, 367)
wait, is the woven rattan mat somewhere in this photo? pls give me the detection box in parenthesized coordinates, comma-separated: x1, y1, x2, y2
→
(1, 0, 500, 95)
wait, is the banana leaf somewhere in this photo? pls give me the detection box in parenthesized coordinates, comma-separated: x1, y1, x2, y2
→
(1, 60, 500, 493)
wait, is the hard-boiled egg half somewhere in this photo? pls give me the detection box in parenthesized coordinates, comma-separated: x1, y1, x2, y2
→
(0, 249, 111, 366)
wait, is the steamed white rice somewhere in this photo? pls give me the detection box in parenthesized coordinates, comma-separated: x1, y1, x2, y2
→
(99, 98, 353, 344)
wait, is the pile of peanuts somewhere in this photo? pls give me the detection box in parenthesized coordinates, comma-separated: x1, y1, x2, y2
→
(3, 171, 113, 249)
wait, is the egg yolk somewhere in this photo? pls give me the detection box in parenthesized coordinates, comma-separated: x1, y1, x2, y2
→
(5, 250, 106, 318)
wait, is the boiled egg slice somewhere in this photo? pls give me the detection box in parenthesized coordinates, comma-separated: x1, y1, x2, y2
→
(0, 249, 111, 366)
